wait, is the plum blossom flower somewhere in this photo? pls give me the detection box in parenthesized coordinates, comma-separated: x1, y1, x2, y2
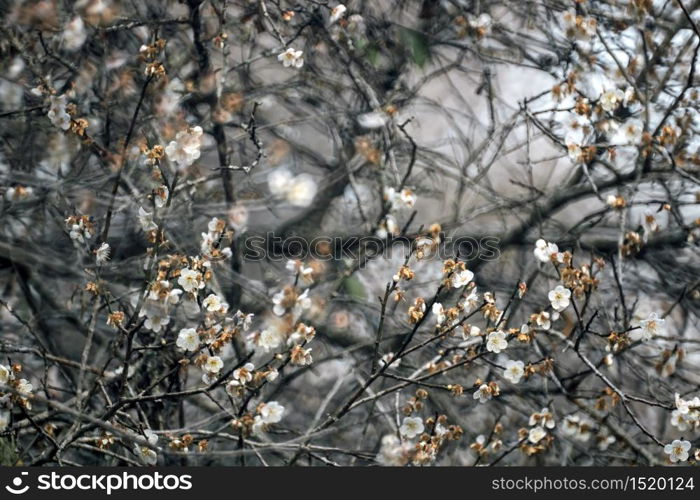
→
(63, 16, 86, 51)
(399, 416, 424, 438)
(137, 207, 157, 232)
(252, 328, 284, 352)
(561, 414, 593, 442)
(134, 444, 158, 465)
(451, 269, 474, 288)
(259, 401, 285, 424)
(176, 328, 199, 351)
(503, 359, 524, 384)
(95, 242, 110, 264)
(48, 94, 71, 130)
(528, 426, 547, 444)
(268, 168, 318, 207)
(529, 409, 556, 429)
(548, 285, 571, 312)
(473, 384, 492, 403)
(277, 48, 304, 68)
(204, 356, 223, 374)
(0, 364, 10, 385)
(664, 439, 691, 463)
(432, 302, 446, 325)
(383, 187, 417, 210)
(377, 434, 412, 466)
(178, 268, 205, 294)
(233, 363, 254, 384)
(533, 311, 551, 330)
(534, 239, 559, 263)
(357, 110, 388, 129)
(486, 330, 508, 353)
(165, 126, 203, 170)
(17, 379, 33, 395)
(329, 4, 347, 24)
(599, 88, 624, 112)
(202, 293, 228, 313)
(639, 312, 665, 340)
(138, 281, 182, 332)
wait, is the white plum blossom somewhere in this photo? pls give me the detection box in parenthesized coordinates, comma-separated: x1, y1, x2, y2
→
(95, 242, 110, 264)
(137, 206, 157, 232)
(376, 215, 399, 238)
(253, 328, 284, 352)
(268, 168, 318, 207)
(357, 110, 388, 129)
(176, 328, 200, 351)
(259, 401, 285, 424)
(0, 364, 10, 385)
(534, 239, 559, 263)
(528, 426, 547, 444)
(134, 444, 158, 465)
(232, 362, 254, 384)
(47, 94, 71, 130)
(383, 186, 417, 210)
(462, 325, 481, 340)
(154, 185, 169, 208)
(664, 439, 691, 463)
(233, 310, 254, 331)
(534, 311, 551, 330)
(204, 356, 223, 374)
(178, 268, 205, 294)
(377, 434, 412, 466)
(138, 281, 182, 332)
(379, 352, 401, 368)
(473, 384, 492, 403)
(529, 408, 556, 429)
(548, 285, 571, 312)
(17, 378, 33, 395)
(468, 13, 492, 35)
(451, 269, 474, 288)
(202, 293, 227, 313)
(503, 359, 524, 384)
(399, 416, 424, 438)
(639, 312, 665, 341)
(599, 88, 624, 112)
(277, 48, 304, 68)
(329, 4, 347, 24)
(432, 302, 446, 325)
(165, 126, 203, 170)
(63, 16, 87, 51)
(561, 414, 593, 442)
(486, 330, 508, 353)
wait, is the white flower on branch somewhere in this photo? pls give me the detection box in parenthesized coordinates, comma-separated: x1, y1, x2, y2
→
(533, 239, 559, 263)
(486, 330, 508, 353)
(176, 328, 200, 351)
(268, 168, 318, 207)
(62, 16, 86, 51)
(664, 439, 691, 463)
(329, 4, 347, 25)
(503, 359, 524, 384)
(548, 285, 571, 312)
(399, 416, 424, 438)
(95, 242, 110, 264)
(639, 312, 665, 341)
(165, 126, 203, 170)
(277, 48, 304, 68)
